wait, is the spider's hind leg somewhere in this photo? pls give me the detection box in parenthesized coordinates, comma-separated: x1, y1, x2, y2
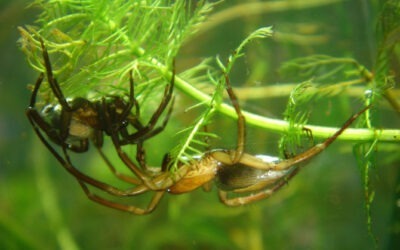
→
(217, 166, 301, 206)
(223, 72, 246, 163)
(78, 181, 165, 215)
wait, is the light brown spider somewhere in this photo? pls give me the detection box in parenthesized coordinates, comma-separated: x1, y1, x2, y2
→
(84, 72, 369, 214)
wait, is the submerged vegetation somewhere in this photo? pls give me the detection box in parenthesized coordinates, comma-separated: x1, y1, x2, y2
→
(3, 0, 399, 249)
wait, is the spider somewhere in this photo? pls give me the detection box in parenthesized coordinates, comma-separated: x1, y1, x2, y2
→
(26, 38, 175, 198)
(84, 70, 369, 214)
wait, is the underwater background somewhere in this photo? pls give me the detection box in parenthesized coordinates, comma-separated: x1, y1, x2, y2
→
(1, 1, 399, 249)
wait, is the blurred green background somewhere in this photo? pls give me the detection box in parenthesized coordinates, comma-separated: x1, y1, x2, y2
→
(1, 0, 399, 249)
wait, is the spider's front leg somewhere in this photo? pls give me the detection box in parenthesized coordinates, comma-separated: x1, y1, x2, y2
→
(105, 64, 182, 190)
(26, 72, 155, 211)
(46, 134, 165, 214)
(119, 64, 176, 145)
(113, 65, 176, 174)
(271, 105, 370, 171)
(39, 38, 72, 112)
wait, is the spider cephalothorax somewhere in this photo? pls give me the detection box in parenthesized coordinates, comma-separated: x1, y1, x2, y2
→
(38, 95, 134, 151)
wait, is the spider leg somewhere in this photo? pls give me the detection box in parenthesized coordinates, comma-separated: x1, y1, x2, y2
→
(218, 105, 370, 206)
(110, 83, 147, 169)
(217, 105, 370, 172)
(78, 181, 165, 215)
(26, 73, 86, 152)
(271, 105, 370, 171)
(62, 143, 165, 214)
(28, 73, 44, 108)
(120, 62, 176, 145)
(95, 146, 142, 185)
(36, 39, 91, 152)
(109, 135, 185, 190)
(120, 75, 143, 135)
(102, 63, 187, 190)
(31, 40, 169, 214)
(218, 167, 301, 206)
(136, 141, 147, 169)
(134, 96, 175, 170)
(27, 73, 62, 143)
(89, 114, 143, 185)
(302, 126, 314, 146)
(282, 127, 314, 159)
(117, 70, 136, 121)
(131, 96, 176, 142)
(115, 66, 175, 172)
(110, 126, 191, 190)
(101, 91, 161, 188)
(103, 97, 159, 188)
(39, 38, 72, 111)
(223, 72, 245, 163)
(27, 106, 155, 197)
(121, 96, 175, 170)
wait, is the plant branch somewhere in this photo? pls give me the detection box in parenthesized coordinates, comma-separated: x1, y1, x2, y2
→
(173, 73, 400, 143)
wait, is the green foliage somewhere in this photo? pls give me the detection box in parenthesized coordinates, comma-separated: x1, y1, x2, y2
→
(279, 81, 315, 157)
(353, 140, 379, 247)
(375, 0, 400, 83)
(19, 0, 217, 98)
(169, 27, 273, 170)
(278, 54, 376, 155)
(280, 55, 373, 84)
(10, 0, 400, 249)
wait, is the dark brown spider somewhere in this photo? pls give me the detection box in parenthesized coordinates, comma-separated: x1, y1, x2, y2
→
(83, 70, 369, 214)
(26, 39, 175, 199)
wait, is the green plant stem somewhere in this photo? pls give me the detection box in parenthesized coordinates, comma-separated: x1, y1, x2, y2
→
(173, 75, 399, 142)
(135, 54, 399, 143)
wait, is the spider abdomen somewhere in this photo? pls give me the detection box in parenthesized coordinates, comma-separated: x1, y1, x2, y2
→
(216, 163, 288, 192)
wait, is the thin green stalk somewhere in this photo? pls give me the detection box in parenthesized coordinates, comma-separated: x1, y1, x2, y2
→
(173, 73, 399, 142)
(109, 47, 398, 143)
